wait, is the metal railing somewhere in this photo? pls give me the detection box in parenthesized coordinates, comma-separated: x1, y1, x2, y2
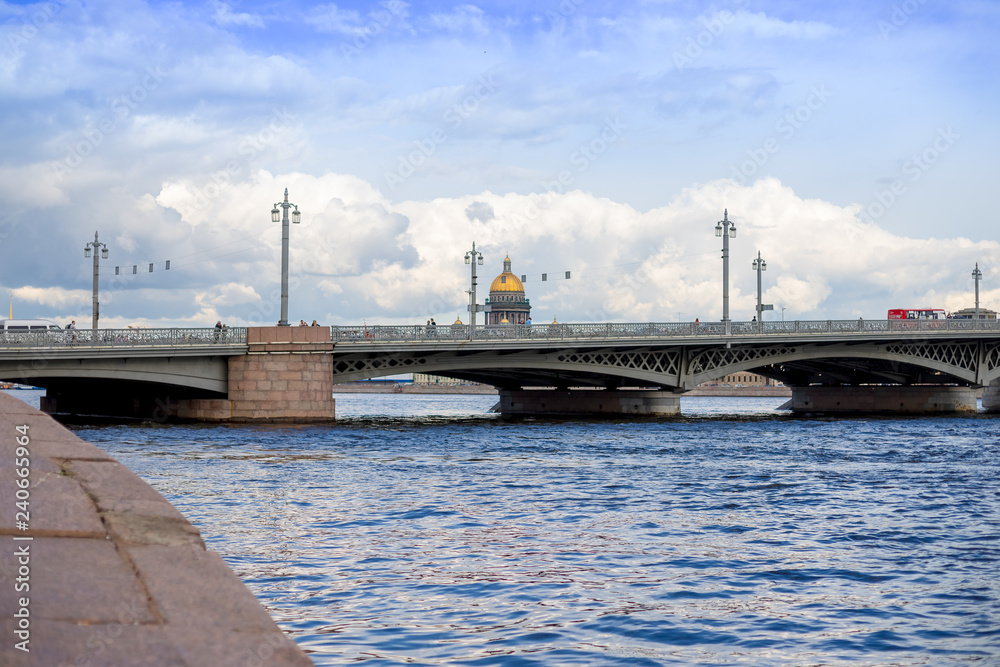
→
(2, 320, 996, 349)
(332, 319, 1000, 343)
(0, 327, 248, 348)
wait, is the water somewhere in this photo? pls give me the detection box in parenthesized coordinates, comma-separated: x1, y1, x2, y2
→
(7, 389, 1000, 665)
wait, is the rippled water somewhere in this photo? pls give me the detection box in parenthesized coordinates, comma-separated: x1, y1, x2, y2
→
(9, 390, 1000, 665)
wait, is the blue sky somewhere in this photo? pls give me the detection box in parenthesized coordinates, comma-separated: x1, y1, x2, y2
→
(1, 0, 998, 327)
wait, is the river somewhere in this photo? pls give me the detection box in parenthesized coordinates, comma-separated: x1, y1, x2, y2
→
(7, 390, 1000, 665)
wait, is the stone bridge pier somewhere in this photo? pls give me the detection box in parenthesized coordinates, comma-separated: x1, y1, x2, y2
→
(984, 379, 1000, 412)
(179, 326, 335, 422)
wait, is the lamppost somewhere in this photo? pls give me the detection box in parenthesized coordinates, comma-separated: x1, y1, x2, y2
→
(271, 188, 301, 326)
(973, 262, 982, 320)
(464, 242, 484, 339)
(714, 209, 736, 321)
(752, 250, 766, 324)
(84, 231, 108, 331)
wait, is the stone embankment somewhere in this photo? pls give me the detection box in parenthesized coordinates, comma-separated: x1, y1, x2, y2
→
(0, 392, 311, 666)
(334, 382, 792, 397)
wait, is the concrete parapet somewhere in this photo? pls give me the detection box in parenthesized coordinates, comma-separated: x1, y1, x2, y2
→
(0, 392, 311, 666)
(248, 325, 330, 344)
(499, 389, 680, 417)
(791, 385, 978, 414)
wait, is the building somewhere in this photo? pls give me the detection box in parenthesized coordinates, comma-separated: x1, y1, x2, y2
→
(701, 372, 782, 387)
(485, 255, 531, 325)
(951, 307, 997, 320)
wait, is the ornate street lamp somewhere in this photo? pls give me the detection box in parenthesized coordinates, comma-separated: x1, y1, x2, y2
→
(464, 242, 484, 339)
(973, 262, 982, 321)
(714, 209, 736, 321)
(271, 188, 301, 326)
(752, 250, 767, 324)
(84, 231, 109, 330)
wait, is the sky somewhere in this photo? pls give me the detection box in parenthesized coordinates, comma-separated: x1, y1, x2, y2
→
(1, 0, 998, 328)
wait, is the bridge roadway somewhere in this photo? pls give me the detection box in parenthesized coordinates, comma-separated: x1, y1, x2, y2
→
(1, 321, 998, 419)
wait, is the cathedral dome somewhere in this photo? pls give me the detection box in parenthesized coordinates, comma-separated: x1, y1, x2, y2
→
(489, 255, 524, 293)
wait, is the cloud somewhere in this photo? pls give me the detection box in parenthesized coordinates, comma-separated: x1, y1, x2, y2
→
(427, 5, 490, 35)
(465, 201, 495, 223)
(134, 171, 1000, 327)
(730, 11, 840, 40)
(212, 2, 264, 29)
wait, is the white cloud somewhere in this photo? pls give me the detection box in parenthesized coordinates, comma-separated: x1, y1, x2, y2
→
(730, 11, 840, 40)
(11, 286, 90, 310)
(212, 1, 264, 29)
(140, 171, 1000, 326)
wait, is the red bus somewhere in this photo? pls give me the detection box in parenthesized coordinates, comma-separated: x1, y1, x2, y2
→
(887, 308, 946, 320)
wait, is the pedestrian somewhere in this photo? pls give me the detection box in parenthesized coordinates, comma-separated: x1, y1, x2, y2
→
(311, 320, 319, 326)
(66, 320, 76, 329)
(214, 320, 222, 342)
(299, 319, 307, 327)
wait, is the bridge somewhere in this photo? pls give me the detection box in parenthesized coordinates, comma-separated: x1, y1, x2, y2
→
(1, 320, 999, 420)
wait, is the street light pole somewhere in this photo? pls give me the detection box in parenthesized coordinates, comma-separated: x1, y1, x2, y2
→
(973, 262, 982, 320)
(714, 209, 736, 321)
(83, 231, 108, 331)
(752, 250, 766, 324)
(464, 242, 484, 340)
(271, 188, 301, 326)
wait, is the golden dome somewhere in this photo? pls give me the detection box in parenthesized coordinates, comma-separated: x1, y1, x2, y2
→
(453, 316, 463, 325)
(489, 255, 524, 293)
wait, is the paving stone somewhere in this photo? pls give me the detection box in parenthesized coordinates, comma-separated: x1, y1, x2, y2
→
(67, 460, 172, 512)
(0, 536, 156, 623)
(0, 465, 105, 536)
(0, 618, 186, 667)
(103, 511, 204, 548)
(166, 627, 314, 667)
(126, 544, 278, 630)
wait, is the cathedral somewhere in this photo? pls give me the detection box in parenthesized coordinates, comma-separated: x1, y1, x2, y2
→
(486, 255, 531, 325)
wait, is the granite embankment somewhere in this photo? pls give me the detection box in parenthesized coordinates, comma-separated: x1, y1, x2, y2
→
(0, 392, 311, 666)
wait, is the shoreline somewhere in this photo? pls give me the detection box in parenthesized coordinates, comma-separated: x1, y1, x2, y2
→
(334, 382, 792, 397)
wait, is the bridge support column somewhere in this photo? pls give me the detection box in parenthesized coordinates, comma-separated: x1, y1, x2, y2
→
(790, 385, 977, 414)
(180, 327, 335, 423)
(499, 389, 680, 418)
(983, 380, 1000, 412)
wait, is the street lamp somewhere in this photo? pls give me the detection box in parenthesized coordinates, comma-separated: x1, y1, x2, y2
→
(714, 209, 736, 321)
(84, 231, 109, 330)
(271, 188, 301, 326)
(973, 262, 982, 321)
(752, 250, 767, 324)
(464, 242, 484, 339)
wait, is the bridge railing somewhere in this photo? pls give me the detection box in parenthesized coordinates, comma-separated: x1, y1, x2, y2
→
(0, 327, 248, 348)
(332, 318, 1000, 342)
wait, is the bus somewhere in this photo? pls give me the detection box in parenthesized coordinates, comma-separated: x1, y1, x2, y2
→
(887, 308, 946, 320)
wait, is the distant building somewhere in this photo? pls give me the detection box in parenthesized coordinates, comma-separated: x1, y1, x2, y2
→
(951, 307, 997, 320)
(412, 373, 477, 386)
(701, 372, 781, 387)
(485, 255, 531, 325)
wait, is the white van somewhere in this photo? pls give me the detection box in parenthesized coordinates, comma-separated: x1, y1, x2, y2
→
(0, 319, 65, 332)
